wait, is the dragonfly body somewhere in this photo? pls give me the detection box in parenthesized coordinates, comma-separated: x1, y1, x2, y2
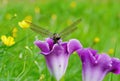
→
(26, 18, 81, 44)
(52, 33, 61, 44)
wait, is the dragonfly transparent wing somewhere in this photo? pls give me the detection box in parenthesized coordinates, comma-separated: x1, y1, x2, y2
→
(59, 18, 81, 38)
(60, 26, 78, 39)
(26, 21, 53, 37)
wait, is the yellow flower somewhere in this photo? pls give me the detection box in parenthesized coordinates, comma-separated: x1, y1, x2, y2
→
(12, 27, 18, 37)
(70, 1, 77, 8)
(18, 16, 32, 29)
(12, 33, 17, 38)
(108, 48, 114, 54)
(1, 35, 15, 46)
(18, 20, 30, 28)
(25, 16, 32, 23)
(94, 37, 100, 43)
(12, 27, 18, 33)
(51, 14, 57, 20)
(35, 7, 40, 14)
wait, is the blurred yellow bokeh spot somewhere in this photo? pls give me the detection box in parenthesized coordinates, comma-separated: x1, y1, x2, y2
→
(12, 27, 18, 33)
(70, 1, 77, 8)
(94, 37, 100, 43)
(108, 48, 114, 54)
(12, 27, 18, 37)
(35, 7, 40, 14)
(51, 14, 57, 20)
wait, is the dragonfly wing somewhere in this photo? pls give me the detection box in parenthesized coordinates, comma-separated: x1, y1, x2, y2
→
(60, 26, 77, 39)
(59, 18, 81, 38)
(26, 21, 53, 37)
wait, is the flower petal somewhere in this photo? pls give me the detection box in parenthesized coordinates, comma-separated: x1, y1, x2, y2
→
(77, 48, 120, 81)
(34, 38, 82, 81)
(34, 40, 50, 54)
(110, 58, 120, 74)
(45, 44, 69, 81)
(67, 39, 82, 54)
(45, 38, 54, 50)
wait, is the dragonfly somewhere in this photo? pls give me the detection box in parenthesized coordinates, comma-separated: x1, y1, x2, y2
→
(25, 18, 81, 44)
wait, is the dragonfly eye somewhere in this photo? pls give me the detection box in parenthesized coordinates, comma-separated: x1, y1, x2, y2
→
(56, 37, 61, 40)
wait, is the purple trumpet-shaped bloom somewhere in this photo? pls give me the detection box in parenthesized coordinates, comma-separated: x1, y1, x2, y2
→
(77, 48, 120, 81)
(34, 38, 82, 81)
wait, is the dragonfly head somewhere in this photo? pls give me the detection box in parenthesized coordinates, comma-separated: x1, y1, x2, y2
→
(53, 33, 61, 39)
(53, 33, 61, 44)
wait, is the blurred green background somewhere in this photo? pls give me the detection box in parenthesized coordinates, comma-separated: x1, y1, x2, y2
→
(0, 0, 120, 81)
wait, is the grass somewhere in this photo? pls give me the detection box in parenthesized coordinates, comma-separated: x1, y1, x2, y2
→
(0, 0, 120, 81)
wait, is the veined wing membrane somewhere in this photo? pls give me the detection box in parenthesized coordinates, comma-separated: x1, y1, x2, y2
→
(59, 18, 81, 37)
(26, 21, 53, 37)
(60, 26, 77, 39)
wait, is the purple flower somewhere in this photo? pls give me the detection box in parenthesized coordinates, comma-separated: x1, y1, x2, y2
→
(77, 48, 120, 81)
(34, 38, 82, 81)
